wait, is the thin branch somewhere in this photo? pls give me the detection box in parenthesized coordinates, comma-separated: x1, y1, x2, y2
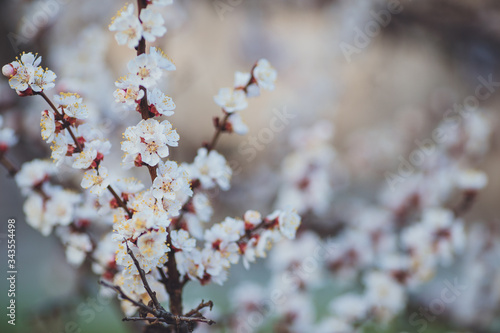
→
(157, 267, 169, 286)
(107, 185, 133, 218)
(184, 300, 213, 318)
(205, 71, 255, 152)
(206, 112, 229, 152)
(38, 90, 133, 219)
(0, 153, 19, 176)
(237, 219, 269, 244)
(125, 241, 161, 309)
(124, 316, 215, 325)
(165, 232, 184, 315)
(38, 91, 83, 153)
(100, 280, 156, 314)
(136, 0, 147, 56)
(100, 280, 216, 326)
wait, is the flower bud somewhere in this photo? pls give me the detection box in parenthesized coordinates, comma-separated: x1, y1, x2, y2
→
(2, 64, 16, 78)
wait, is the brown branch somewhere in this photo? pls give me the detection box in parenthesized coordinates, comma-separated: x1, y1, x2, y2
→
(38, 90, 133, 219)
(184, 300, 213, 318)
(124, 316, 214, 325)
(100, 280, 215, 327)
(204, 68, 256, 152)
(205, 112, 229, 152)
(0, 153, 19, 176)
(38, 91, 83, 153)
(237, 219, 270, 244)
(165, 232, 184, 315)
(125, 240, 161, 309)
(100, 280, 155, 313)
(137, 0, 147, 56)
(107, 185, 133, 218)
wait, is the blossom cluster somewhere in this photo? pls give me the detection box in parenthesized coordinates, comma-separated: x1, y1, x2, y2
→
(213, 59, 277, 136)
(225, 113, 491, 332)
(109, 2, 172, 48)
(2, 52, 56, 95)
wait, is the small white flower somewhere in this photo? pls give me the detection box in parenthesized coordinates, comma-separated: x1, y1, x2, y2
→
(253, 59, 277, 91)
(54, 92, 88, 120)
(50, 134, 70, 166)
(151, 161, 192, 216)
(243, 210, 262, 227)
(227, 113, 248, 135)
(114, 77, 145, 107)
(122, 119, 179, 167)
(140, 8, 166, 42)
(24, 194, 51, 236)
(149, 47, 176, 71)
(128, 54, 162, 89)
(204, 217, 245, 244)
(32, 67, 56, 92)
(234, 71, 251, 88)
(176, 249, 205, 280)
(136, 229, 170, 266)
(44, 189, 81, 227)
(5, 53, 51, 94)
(15, 159, 57, 193)
(72, 145, 97, 169)
(40, 110, 56, 143)
(201, 248, 229, 285)
(81, 165, 111, 196)
(192, 193, 213, 222)
(57, 228, 93, 266)
(148, 88, 175, 116)
(183, 148, 232, 190)
(109, 4, 143, 49)
(171, 229, 196, 252)
(213, 88, 248, 113)
(277, 208, 301, 240)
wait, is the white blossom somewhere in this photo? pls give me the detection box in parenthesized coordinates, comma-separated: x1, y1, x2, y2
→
(148, 88, 175, 116)
(171, 229, 196, 252)
(140, 8, 166, 42)
(253, 58, 277, 91)
(213, 88, 248, 113)
(81, 165, 111, 196)
(109, 4, 143, 49)
(183, 148, 232, 190)
(127, 53, 162, 89)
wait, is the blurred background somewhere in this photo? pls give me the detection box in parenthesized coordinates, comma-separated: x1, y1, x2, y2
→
(1, 0, 500, 332)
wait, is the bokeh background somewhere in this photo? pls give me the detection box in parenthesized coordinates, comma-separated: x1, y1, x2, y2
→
(1, 0, 500, 332)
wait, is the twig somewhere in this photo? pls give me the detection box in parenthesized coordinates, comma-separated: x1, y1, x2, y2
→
(99, 280, 216, 326)
(125, 241, 161, 309)
(206, 112, 229, 152)
(37, 91, 133, 218)
(100, 280, 155, 314)
(0, 153, 19, 176)
(165, 232, 184, 315)
(107, 185, 133, 218)
(38, 91, 83, 153)
(184, 300, 213, 318)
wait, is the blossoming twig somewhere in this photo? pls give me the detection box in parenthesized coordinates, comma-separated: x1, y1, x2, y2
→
(0, 153, 18, 176)
(99, 279, 216, 326)
(125, 240, 161, 309)
(38, 91, 83, 152)
(183, 300, 213, 318)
